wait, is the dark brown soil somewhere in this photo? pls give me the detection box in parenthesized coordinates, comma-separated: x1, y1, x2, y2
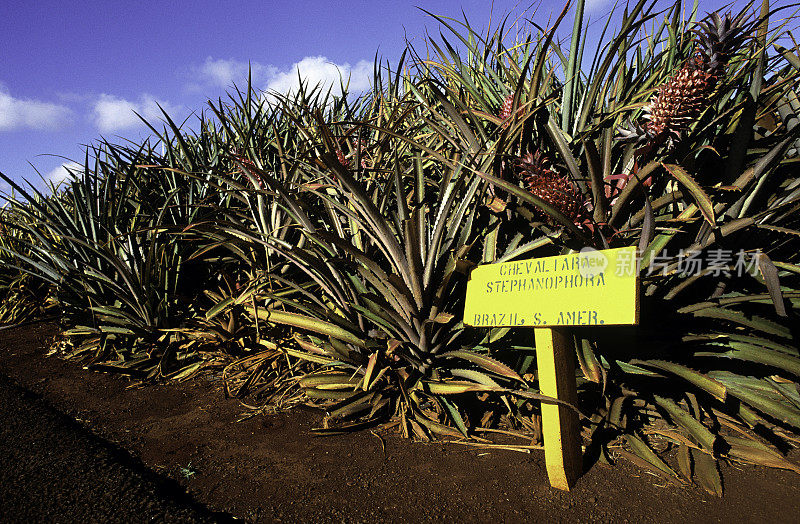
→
(2, 322, 799, 523)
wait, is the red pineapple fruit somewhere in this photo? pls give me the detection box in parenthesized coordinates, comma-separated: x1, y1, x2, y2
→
(514, 152, 584, 224)
(644, 12, 747, 141)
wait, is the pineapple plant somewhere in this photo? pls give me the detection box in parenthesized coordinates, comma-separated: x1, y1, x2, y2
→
(441, 0, 800, 492)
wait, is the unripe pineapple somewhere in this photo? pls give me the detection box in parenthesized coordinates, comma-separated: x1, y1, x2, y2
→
(514, 152, 583, 224)
(335, 130, 370, 169)
(499, 93, 515, 128)
(232, 150, 266, 189)
(335, 148, 349, 168)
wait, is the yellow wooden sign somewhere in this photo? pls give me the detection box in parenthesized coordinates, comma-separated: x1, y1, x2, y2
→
(463, 246, 639, 328)
(463, 246, 639, 492)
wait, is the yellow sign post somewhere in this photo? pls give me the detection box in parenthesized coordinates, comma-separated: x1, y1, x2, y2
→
(464, 246, 639, 490)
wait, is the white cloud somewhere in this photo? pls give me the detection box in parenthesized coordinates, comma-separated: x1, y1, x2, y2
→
(45, 161, 82, 187)
(585, 0, 611, 12)
(92, 93, 182, 133)
(190, 56, 372, 101)
(0, 86, 72, 131)
(264, 56, 372, 102)
(195, 57, 277, 89)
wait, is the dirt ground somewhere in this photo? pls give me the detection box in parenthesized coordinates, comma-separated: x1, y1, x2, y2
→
(1, 322, 800, 523)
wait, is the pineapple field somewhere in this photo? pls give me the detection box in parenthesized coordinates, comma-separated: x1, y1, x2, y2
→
(3, 0, 800, 502)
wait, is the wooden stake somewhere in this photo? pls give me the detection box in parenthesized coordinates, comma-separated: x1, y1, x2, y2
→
(535, 326, 582, 491)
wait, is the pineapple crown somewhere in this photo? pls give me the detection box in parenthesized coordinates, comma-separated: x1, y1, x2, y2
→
(690, 11, 751, 73)
(514, 151, 553, 178)
(615, 120, 651, 146)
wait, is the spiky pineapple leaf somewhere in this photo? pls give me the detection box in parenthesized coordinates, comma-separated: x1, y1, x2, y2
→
(631, 359, 727, 401)
(662, 164, 715, 226)
(438, 350, 524, 383)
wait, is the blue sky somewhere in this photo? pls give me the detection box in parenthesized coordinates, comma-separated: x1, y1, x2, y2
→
(0, 0, 760, 192)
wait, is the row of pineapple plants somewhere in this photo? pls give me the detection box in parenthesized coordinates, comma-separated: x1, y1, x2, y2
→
(2, 0, 800, 493)
(0, 198, 57, 325)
